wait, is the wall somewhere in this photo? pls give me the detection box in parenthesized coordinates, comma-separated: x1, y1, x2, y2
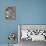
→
(16, 0, 46, 24)
(0, 0, 17, 44)
(0, 0, 46, 44)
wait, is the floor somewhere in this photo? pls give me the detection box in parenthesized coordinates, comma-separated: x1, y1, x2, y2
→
(19, 40, 46, 46)
(0, 44, 18, 46)
(0, 40, 46, 46)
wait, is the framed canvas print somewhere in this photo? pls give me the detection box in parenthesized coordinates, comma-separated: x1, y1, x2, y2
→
(18, 24, 46, 46)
